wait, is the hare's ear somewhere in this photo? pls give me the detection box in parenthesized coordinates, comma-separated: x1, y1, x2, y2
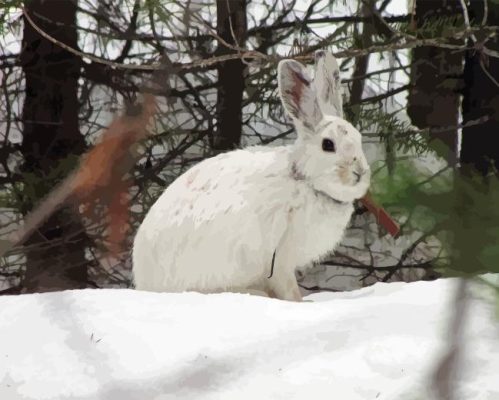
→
(313, 50, 343, 118)
(278, 59, 322, 133)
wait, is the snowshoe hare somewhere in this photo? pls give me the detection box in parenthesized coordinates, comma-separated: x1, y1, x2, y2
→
(132, 50, 370, 301)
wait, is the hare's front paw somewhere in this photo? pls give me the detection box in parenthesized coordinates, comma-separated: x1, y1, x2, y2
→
(267, 271, 303, 302)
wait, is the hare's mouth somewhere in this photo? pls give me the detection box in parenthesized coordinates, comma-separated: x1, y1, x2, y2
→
(338, 166, 366, 186)
(353, 168, 370, 185)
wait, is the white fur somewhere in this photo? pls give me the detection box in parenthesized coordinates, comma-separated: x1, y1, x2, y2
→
(132, 51, 370, 301)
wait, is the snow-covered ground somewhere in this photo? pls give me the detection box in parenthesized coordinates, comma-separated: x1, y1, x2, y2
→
(1, 277, 498, 400)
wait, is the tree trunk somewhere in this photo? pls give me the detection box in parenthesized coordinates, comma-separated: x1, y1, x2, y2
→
(460, 3, 499, 176)
(20, 0, 88, 292)
(407, 0, 463, 165)
(348, 1, 374, 125)
(212, 0, 247, 151)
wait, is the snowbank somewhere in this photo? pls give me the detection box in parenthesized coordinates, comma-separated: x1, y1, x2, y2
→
(1, 277, 498, 400)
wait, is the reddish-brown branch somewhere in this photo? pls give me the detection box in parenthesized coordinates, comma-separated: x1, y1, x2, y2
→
(0, 94, 157, 259)
(360, 192, 400, 238)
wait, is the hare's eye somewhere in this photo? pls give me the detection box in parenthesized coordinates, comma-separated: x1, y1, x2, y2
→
(322, 138, 336, 152)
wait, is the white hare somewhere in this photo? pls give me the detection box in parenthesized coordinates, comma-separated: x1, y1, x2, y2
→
(132, 50, 370, 301)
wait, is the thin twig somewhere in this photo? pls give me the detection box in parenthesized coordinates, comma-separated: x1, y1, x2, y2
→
(482, 0, 488, 26)
(459, 0, 477, 43)
(22, 7, 498, 73)
(225, 0, 240, 48)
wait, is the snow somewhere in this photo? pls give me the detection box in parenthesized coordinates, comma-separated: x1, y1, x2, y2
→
(1, 277, 498, 400)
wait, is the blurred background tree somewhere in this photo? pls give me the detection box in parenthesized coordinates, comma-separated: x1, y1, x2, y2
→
(0, 0, 498, 294)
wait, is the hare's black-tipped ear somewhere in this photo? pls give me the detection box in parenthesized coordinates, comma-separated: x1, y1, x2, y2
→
(313, 50, 343, 118)
(278, 59, 322, 132)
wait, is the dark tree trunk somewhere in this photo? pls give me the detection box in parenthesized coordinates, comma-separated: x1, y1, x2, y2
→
(348, 1, 374, 125)
(212, 0, 247, 151)
(452, 3, 499, 280)
(460, 3, 499, 176)
(407, 0, 463, 165)
(20, 0, 88, 292)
